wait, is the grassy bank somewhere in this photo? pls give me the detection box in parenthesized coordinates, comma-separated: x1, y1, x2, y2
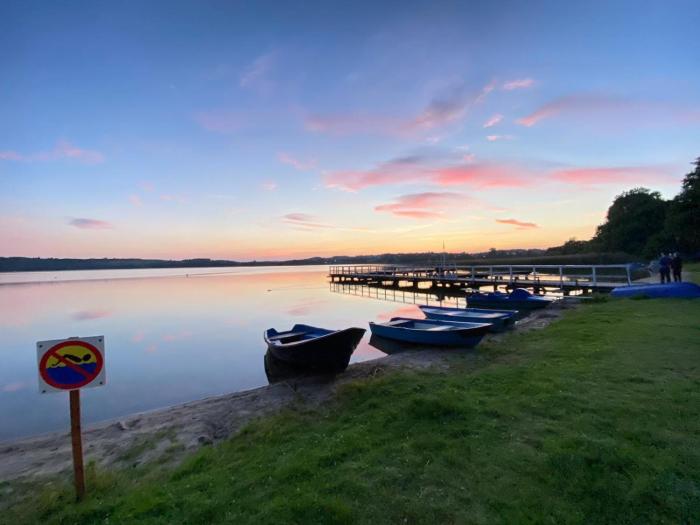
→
(7, 298, 700, 524)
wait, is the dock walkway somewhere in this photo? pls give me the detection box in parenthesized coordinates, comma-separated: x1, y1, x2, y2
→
(328, 264, 639, 294)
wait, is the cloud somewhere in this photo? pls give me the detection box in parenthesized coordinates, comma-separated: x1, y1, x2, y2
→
(551, 166, 671, 185)
(261, 182, 278, 191)
(306, 81, 496, 136)
(278, 152, 317, 171)
(496, 218, 538, 229)
(282, 213, 334, 230)
(486, 134, 514, 141)
(375, 191, 470, 219)
(1, 382, 25, 393)
(72, 309, 112, 321)
(431, 163, 531, 188)
(68, 218, 113, 230)
(129, 194, 143, 207)
(240, 52, 275, 90)
(325, 156, 532, 191)
(162, 330, 193, 342)
(503, 78, 535, 90)
(132, 331, 145, 343)
(516, 94, 627, 127)
(139, 181, 155, 192)
(0, 140, 104, 164)
(483, 114, 503, 128)
(0, 151, 22, 160)
(193, 111, 243, 133)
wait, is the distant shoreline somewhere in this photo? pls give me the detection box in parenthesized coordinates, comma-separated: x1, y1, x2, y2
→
(0, 252, 637, 273)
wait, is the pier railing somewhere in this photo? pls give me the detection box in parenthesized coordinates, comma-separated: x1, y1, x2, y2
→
(328, 264, 635, 289)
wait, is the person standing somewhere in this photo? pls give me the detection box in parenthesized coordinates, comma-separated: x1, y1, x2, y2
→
(659, 253, 672, 284)
(671, 253, 683, 282)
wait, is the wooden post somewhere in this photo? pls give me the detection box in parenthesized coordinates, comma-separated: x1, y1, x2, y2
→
(70, 389, 86, 501)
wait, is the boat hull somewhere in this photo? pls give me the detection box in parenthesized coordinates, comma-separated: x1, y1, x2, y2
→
(265, 324, 366, 372)
(467, 292, 552, 312)
(419, 306, 515, 332)
(369, 317, 490, 348)
(611, 282, 700, 299)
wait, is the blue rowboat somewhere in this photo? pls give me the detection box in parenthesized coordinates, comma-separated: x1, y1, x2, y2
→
(467, 289, 554, 311)
(418, 305, 516, 332)
(369, 317, 490, 348)
(264, 324, 365, 372)
(610, 282, 700, 299)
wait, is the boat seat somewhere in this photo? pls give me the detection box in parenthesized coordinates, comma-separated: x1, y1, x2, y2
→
(427, 325, 455, 331)
(268, 332, 306, 342)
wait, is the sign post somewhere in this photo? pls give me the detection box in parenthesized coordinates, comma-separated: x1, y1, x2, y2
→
(37, 336, 106, 501)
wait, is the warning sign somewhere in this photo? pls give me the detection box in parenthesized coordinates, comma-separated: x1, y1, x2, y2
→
(37, 336, 106, 393)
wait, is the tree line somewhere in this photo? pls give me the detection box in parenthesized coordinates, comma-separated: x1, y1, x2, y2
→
(549, 157, 699, 260)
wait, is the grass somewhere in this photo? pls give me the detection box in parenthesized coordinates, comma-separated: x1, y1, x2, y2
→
(6, 298, 700, 524)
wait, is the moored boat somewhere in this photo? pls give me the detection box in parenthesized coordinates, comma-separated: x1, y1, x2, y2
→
(467, 288, 554, 311)
(264, 324, 365, 372)
(610, 282, 700, 299)
(369, 317, 490, 348)
(419, 305, 516, 332)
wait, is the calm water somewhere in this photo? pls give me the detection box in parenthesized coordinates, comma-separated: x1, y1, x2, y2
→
(0, 265, 435, 441)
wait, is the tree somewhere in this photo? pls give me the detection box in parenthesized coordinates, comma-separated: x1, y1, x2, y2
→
(664, 158, 700, 254)
(594, 188, 668, 256)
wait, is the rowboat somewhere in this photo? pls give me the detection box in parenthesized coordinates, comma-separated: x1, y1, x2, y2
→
(467, 289, 553, 311)
(264, 324, 365, 372)
(369, 317, 490, 348)
(610, 282, 700, 299)
(418, 305, 516, 332)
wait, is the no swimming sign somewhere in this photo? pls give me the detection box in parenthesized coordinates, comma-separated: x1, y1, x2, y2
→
(36, 336, 106, 393)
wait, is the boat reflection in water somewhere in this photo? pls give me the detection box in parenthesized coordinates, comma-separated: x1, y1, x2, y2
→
(367, 334, 419, 355)
(264, 350, 341, 384)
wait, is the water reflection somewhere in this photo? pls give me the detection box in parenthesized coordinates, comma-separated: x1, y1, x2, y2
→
(367, 334, 416, 355)
(263, 350, 337, 384)
(0, 266, 391, 441)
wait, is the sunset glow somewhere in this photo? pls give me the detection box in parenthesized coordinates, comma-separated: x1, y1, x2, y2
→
(1, 2, 698, 260)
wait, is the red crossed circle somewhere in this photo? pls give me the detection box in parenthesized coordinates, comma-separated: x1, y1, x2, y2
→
(39, 340, 104, 390)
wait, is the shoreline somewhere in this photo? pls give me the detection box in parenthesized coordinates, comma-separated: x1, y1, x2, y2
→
(0, 303, 574, 484)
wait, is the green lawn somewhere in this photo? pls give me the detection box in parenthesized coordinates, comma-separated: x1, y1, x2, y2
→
(7, 298, 700, 524)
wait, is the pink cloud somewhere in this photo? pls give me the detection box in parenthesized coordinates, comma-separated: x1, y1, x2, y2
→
(282, 213, 334, 230)
(261, 182, 278, 191)
(326, 157, 532, 191)
(516, 94, 626, 127)
(551, 166, 670, 185)
(129, 194, 143, 207)
(68, 218, 113, 230)
(1, 382, 26, 393)
(483, 114, 503, 128)
(51, 140, 104, 164)
(432, 164, 531, 188)
(132, 331, 145, 343)
(496, 218, 538, 229)
(503, 78, 535, 90)
(72, 309, 112, 321)
(375, 191, 470, 219)
(486, 134, 514, 141)
(0, 150, 22, 160)
(139, 181, 155, 192)
(162, 330, 193, 342)
(160, 194, 188, 203)
(278, 152, 317, 171)
(0, 141, 104, 164)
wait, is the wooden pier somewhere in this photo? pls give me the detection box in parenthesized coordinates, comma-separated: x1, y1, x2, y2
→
(328, 264, 637, 294)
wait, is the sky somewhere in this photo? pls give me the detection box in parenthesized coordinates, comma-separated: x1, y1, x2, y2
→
(1, 0, 699, 260)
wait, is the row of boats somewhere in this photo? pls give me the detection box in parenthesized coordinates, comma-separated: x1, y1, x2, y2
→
(264, 289, 554, 374)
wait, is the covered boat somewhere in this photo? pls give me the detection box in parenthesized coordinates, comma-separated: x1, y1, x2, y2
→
(419, 305, 517, 332)
(467, 288, 553, 311)
(610, 282, 700, 299)
(369, 317, 490, 348)
(264, 324, 365, 372)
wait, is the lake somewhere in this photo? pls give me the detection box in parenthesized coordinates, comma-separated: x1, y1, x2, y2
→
(0, 265, 439, 441)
